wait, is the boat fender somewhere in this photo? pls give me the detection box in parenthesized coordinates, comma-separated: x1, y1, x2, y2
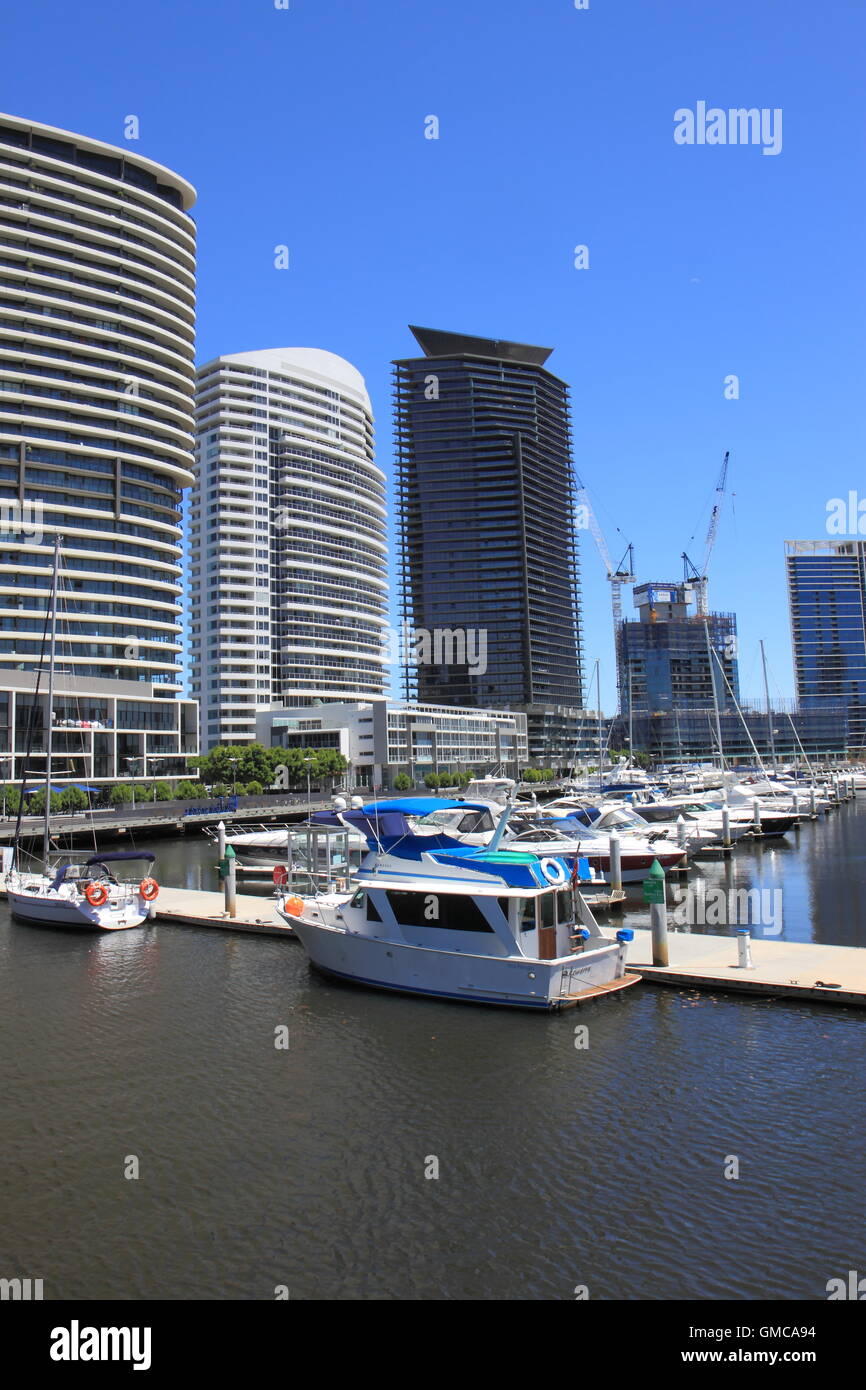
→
(284, 895, 304, 917)
(85, 881, 108, 906)
(540, 857, 567, 886)
(139, 877, 159, 901)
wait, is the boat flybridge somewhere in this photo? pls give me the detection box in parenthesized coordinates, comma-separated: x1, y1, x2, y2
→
(276, 797, 639, 1010)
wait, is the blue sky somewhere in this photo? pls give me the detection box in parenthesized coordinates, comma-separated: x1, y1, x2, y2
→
(5, 0, 865, 710)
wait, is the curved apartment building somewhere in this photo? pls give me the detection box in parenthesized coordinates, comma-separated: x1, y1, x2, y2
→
(0, 113, 197, 781)
(190, 348, 387, 749)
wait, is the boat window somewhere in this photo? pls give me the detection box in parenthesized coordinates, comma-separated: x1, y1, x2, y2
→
(385, 890, 494, 932)
(367, 893, 383, 922)
(557, 886, 575, 923)
(514, 897, 536, 932)
(539, 891, 556, 930)
(350, 889, 365, 909)
(457, 810, 492, 832)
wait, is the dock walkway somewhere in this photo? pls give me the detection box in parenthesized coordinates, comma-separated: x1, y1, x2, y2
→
(626, 928, 866, 1007)
(153, 887, 294, 937)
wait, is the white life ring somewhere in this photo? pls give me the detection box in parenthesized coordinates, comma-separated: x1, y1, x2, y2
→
(540, 857, 567, 886)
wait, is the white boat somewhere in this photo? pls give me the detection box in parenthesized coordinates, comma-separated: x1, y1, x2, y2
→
(7, 851, 159, 930)
(416, 802, 686, 883)
(277, 798, 639, 1010)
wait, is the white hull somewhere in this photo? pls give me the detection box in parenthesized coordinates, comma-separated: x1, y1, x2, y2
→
(286, 914, 634, 1010)
(7, 886, 149, 930)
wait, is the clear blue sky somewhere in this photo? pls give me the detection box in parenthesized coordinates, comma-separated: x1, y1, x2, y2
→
(5, 0, 865, 710)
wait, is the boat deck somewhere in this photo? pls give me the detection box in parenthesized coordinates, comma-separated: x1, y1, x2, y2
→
(626, 928, 866, 1007)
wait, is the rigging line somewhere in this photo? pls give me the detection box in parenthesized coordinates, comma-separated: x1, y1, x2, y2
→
(12, 555, 56, 859)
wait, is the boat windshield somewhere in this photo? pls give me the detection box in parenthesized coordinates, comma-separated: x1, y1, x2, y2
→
(534, 816, 604, 842)
(595, 808, 649, 829)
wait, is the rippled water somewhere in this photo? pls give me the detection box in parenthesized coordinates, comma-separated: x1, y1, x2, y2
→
(0, 803, 864, 1299)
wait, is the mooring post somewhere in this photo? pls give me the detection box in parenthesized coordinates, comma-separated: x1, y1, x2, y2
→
(752, 798, 762, 835)
(644, 859, 668, 966)
(676, 814, 687, 850)
(217, 819, 226, 861)
(737, 927, 753, 969)
(225, 844, 237, 919)
(722, 803, 732, 849)
(609, 832, 622, 894)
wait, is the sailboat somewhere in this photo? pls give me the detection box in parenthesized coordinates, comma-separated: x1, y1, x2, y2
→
(4, 536, 159, 929)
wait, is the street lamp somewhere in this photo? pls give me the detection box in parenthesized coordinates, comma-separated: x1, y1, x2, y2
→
(229, 756, 238, 798)
(303, 754, 314, 807)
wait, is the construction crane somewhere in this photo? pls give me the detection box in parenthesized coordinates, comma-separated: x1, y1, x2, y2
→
(574, 471, 635, 637)
(682, 450, 730, 616)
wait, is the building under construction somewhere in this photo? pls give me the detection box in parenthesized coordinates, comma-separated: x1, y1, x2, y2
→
(617, 581, 740, 715)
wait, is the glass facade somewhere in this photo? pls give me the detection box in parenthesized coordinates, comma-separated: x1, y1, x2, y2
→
(786, 539, 866, 748)
(393, 327, 584, 713)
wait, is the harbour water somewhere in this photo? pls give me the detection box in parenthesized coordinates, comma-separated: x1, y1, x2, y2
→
(1, 801, 864, 1300)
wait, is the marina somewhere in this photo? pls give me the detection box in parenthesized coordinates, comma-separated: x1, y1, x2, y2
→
(2, 789, 864, 1301)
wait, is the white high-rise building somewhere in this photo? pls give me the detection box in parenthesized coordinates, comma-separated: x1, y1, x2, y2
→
(0, 113, 198, 784)
(190, 348, 387, 749)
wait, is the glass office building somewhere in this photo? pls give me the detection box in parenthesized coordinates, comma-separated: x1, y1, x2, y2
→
(786, 539, 866, 749)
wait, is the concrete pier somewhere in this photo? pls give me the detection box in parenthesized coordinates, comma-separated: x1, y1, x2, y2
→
(152, 886, 295, 937)
(624, 928, 866, 1008)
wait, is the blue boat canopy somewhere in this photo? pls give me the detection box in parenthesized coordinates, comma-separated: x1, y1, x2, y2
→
(361, 798, 493, 816)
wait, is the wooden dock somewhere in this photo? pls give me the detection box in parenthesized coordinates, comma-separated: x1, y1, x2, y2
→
(152, 886, 296, 938)
(624, 928, 866, 1007)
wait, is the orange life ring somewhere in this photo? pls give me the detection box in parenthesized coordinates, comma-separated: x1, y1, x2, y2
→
(284, 895, 304, 917)
(85, 881, 108, 906)
(140, 877, 159, 901)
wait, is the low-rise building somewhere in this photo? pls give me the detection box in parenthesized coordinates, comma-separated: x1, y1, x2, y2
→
(256, 698, 528, 787)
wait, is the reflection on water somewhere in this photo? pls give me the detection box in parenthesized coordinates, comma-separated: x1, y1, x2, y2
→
(0, 802, 864, 1299)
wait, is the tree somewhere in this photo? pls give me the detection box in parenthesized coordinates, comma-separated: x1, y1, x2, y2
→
(175, 780, 198, 800)
(424, 772, 441, 789)
(245, 780, 263, 796)
(110, 784, 134, 806)
(2, 785, 20, 816)
(393, 772, 412, 791)
(522, 768, 542, 783)
(154, 781, 173, 801)
(541, 768, 555, 782)
(59, 786, 88, 815)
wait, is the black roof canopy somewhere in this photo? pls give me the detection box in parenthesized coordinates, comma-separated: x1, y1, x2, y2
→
(406, 325, 554, 366)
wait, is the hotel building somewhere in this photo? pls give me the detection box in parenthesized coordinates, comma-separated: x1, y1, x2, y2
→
(190, 348, 387, 750)
(0, 113, 198, 784)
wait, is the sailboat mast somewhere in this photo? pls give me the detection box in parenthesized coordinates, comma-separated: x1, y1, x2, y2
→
(760, 639, 777, 772)
(703, 618, 725, 771)
(42, 534, 61, 874)
(596, 660, 603, 794)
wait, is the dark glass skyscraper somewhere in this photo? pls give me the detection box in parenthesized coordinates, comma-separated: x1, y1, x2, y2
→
(786, 539, 866, 748)
(393, 326, 584, 734)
